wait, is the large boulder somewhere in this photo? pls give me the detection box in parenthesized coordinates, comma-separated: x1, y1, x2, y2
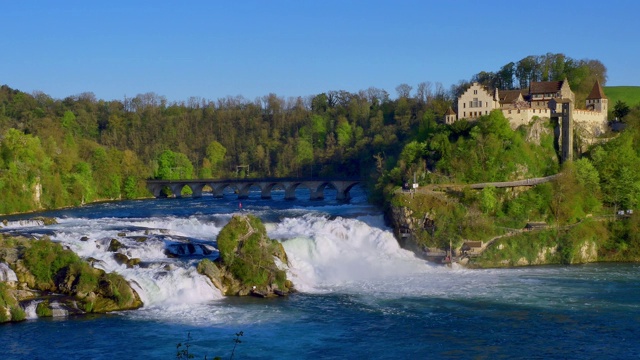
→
(198, 214, 293, 297)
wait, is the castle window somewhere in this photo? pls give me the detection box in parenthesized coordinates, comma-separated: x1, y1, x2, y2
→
(474, 90, 478, 95)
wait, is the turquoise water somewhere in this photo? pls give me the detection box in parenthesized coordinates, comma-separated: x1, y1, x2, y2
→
(1, 190, 639, 359)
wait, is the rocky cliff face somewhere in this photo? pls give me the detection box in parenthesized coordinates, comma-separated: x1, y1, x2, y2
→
(198, 214, 293, 297)
(386, 205, 431, 258)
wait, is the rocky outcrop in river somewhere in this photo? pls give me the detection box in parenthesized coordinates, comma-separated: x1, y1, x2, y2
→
(197, 214, 293, 297)
(0, 234, 142, 323)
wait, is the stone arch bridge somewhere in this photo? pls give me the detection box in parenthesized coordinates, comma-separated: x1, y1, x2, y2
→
(146, 177, 363, 201)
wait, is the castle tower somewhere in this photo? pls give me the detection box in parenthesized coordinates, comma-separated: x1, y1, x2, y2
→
(586, 80, 608, 114)
(548, 98, 573, 163)
(560, 100, 573, 163)
(559, 78, 574, 103)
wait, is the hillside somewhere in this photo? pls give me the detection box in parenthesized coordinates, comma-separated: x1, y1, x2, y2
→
(384, 105, 640, 267)
(604, 86, 640, 107)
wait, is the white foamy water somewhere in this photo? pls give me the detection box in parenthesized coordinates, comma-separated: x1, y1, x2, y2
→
(41, 216, 226, 307)
(4, 209, 462, 313)
(268, 213, 435, 293)
(0, 262, 18, 282)
(4, 207, 573, 324)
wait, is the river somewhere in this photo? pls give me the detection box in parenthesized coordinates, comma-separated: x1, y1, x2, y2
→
(1, 187, 639, 359)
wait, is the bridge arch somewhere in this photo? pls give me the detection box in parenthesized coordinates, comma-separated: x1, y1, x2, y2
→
(337, 181, 361, 201)
(146, 178, 363, 201)
(261, 182, 286, 200)
(211, 183, 236, 198)
(236, 183, 263, 199)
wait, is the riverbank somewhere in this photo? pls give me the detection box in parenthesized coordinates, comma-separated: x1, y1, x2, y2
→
(387, 187, 640, 268)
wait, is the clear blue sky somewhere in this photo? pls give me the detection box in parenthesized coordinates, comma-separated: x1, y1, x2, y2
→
(1, 1, 637, 102)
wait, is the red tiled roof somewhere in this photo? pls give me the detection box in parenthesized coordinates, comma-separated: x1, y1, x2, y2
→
(445, 106, 456, 115)
(499, 90, 524, 104)
(529, 81, 563, 94)
(586, 80, 607, 100)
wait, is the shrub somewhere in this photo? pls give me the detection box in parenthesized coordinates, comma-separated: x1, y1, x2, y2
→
(36, 301, 52, 317)
(10, 306, 26, 321)
(0, 283, 12, 308)
(0, 306, 8, 322)
(22, 239, 81, 287)
(72, 262, 101, 294)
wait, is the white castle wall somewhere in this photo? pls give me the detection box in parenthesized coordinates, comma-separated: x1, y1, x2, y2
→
(458, 83, 498, 120)
(573, 109, 608, 137)
(502, 108, 554, 129)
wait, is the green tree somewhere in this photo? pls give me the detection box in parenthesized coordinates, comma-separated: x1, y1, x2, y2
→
(574, 158, 602, 213)
(66, 161, 97, 204)
(590, 132, 640, 210)
(206, 140, 226, 176)
(399, 141, 425, 165)
(61, 110, 79, 135)
(311, 114, 328, 148)
(155, 150, 194, 180)
(296, 138, 314, 176)
(480, 186, 498, 214)
(613, 100, 630, 121)
(335, 118, 353, 147)
(0, 129, 52, 212)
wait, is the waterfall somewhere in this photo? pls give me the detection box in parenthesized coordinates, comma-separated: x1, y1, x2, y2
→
(268, 213, 435, 293)
(0, 263, 18, 282)
(22, 300, 41, 319)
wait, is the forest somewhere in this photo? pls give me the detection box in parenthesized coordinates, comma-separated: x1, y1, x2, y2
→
(0, 52, 637, 217)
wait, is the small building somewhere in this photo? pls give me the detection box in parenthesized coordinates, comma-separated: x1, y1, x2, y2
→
(444, 106, 457, 124)
(461, 241, 484, 256)
(524, 222, 548, 231)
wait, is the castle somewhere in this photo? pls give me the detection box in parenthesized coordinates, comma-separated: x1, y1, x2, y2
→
(444, 79, 609, 141)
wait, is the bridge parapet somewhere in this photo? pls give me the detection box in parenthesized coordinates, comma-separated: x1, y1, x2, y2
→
(146, 177, 363, 201)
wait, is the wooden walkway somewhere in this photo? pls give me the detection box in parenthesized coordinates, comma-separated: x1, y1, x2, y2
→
(396, 174, 558, 197)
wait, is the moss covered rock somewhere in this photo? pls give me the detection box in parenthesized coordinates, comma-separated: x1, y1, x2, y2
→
(198, 214, 293, 297)
(107, 239, 124, 252)
(0, 235, 143, 323)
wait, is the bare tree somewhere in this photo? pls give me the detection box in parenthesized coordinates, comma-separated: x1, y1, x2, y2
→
(365, 87, 389, 105)
(416, 81, 432, 104)
(395, 83, 412, 99)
